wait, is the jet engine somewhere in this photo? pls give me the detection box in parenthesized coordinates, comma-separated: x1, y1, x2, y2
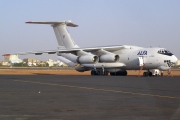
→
(99, 54, 120, 62)
(77, 55, 99, 64)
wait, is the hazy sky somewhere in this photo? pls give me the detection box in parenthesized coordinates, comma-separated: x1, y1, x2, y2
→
(1, 0, 180, 61)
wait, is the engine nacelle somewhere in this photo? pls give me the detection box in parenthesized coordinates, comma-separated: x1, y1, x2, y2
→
(99, 54, 120, 62)
(77, 55, 99, 64)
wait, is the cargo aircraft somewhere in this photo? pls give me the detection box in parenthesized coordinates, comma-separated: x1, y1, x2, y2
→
(7, 20, 178, 76)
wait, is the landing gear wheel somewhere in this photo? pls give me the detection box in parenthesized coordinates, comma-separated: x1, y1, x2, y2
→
(143, 72, 146, 76)
(98, 71, 104, 76)
(122, 71, 127, 76)
(143, 72, 152, 77)
(149, 72, 152, 76)
(91, 70, 109, 76)
(110, 71, 127, 76)
(110, 72, 115, 76)
(91, 70, 96, 75)
(116, 71, 121, 76)
(104, 71, 109, 76)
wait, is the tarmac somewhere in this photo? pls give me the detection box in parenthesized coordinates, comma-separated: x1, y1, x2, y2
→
(0, 75, 180, 120)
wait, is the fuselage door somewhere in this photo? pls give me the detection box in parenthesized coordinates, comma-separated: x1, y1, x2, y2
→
(138, 57, 144, 66)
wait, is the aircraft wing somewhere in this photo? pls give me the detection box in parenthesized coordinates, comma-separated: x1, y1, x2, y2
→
(4, 45, 125, 56)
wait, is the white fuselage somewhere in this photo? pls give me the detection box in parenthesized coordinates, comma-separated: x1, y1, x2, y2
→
(75, 45, 178, 72)
(118, 45, 177, 70)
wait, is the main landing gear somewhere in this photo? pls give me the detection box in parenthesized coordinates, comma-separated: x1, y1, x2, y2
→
(143, 70, 152, 77)
(91, 70, 109, 76)
(110, 71, 127, 76)
(91, 70, 127, 76)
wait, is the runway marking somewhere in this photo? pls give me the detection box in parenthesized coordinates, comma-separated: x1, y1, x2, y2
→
(14, 80, 180, 99)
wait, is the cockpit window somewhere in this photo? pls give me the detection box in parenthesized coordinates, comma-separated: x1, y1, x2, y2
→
(157, 49, 173, 56)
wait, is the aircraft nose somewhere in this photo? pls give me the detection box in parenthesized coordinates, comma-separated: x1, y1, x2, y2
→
(172, 55, 178, 63)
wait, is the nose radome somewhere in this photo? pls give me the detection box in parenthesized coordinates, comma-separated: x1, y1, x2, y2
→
(172, 55, 178, 63)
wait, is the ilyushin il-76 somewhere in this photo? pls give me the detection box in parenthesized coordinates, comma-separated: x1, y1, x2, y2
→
(8, 20, 178, 76)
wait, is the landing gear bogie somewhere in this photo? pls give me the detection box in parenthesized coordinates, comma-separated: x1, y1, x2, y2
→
(91, 70, 108, 76)
(143, 71, 152, 77)
(110, 70, 127, 76)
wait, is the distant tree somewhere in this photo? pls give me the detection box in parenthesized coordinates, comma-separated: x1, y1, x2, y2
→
(12, 62, 28, 67)
(46, 63, 49, 67)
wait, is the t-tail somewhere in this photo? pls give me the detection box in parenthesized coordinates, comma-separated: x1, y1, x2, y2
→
(26, 20, 79, 49)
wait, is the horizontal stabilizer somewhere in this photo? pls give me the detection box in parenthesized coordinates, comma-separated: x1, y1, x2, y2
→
(26, 20, 78, 27)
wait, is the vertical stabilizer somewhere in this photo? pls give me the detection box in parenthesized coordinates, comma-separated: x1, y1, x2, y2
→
(26, 20, 79, 49)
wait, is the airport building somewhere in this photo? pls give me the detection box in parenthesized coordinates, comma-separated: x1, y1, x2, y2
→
(176, 60, 180, 66)
(23, 58, 37, 66)
(3, 54, 22, 65)
(46, 59, 67, 67)
(1, 54, 67, 67)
